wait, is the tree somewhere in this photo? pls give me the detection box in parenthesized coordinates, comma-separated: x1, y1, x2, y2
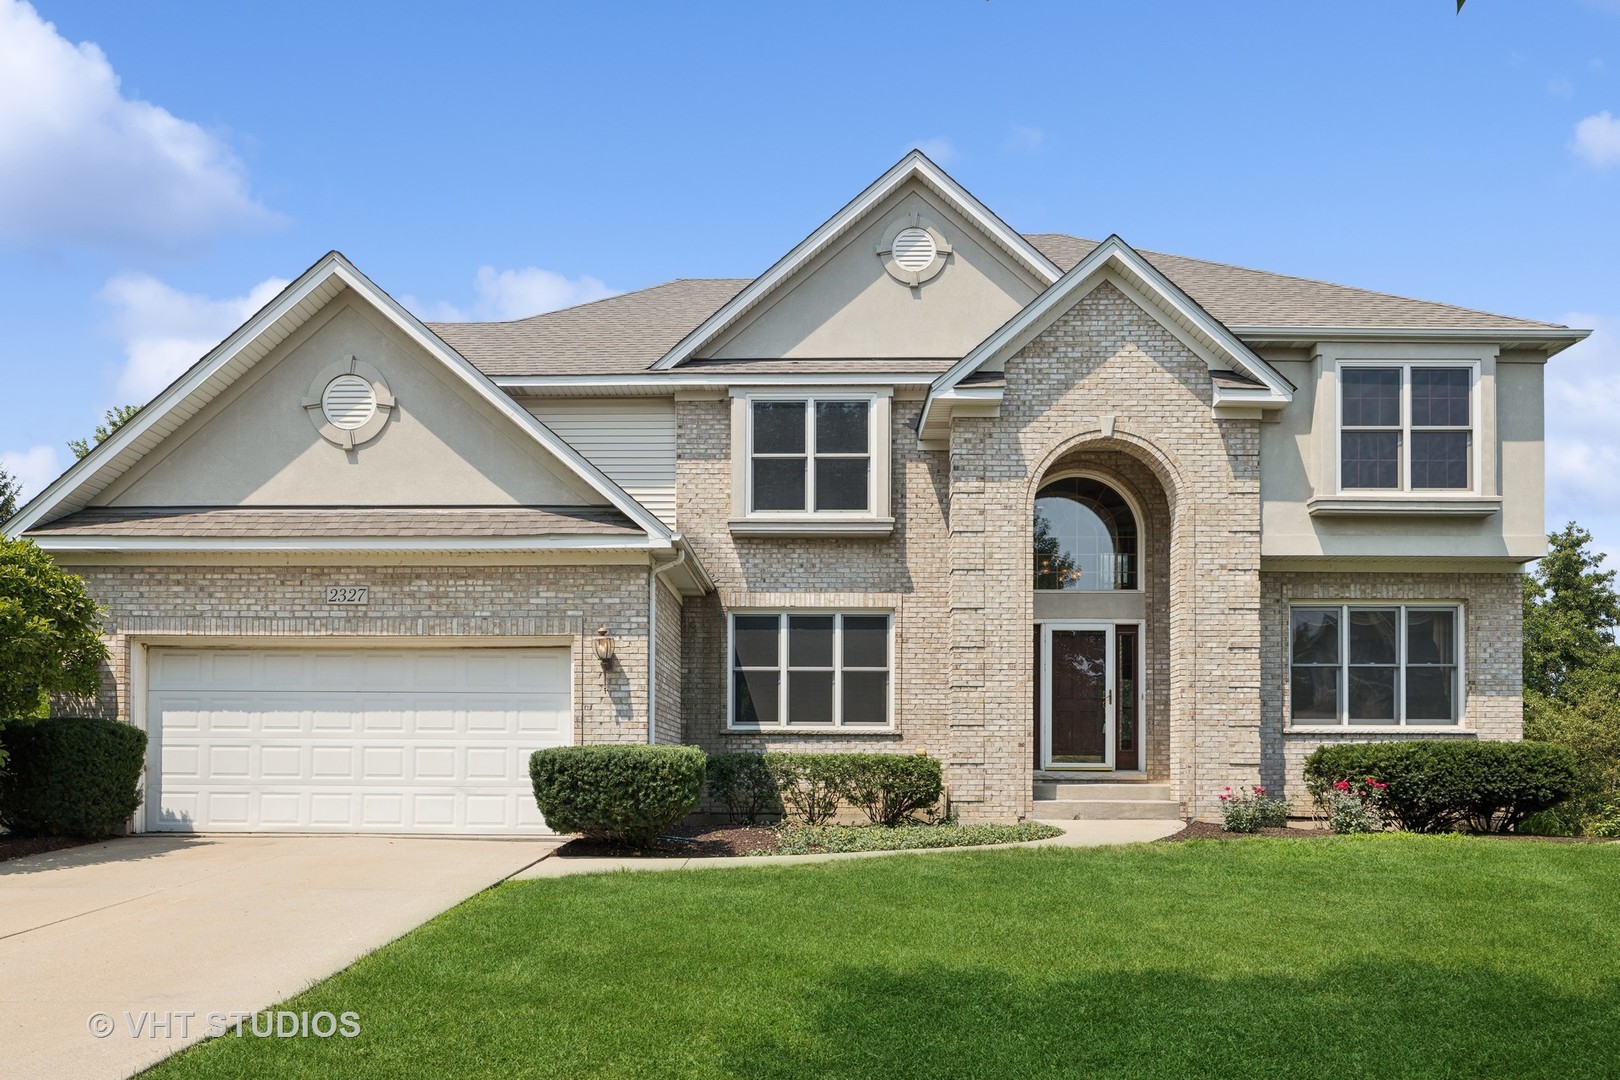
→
(1522, 523, 1620, 700)
(0, 467, 18, 523)
(68, 405, 141, 460)
(0, 538, 108, 717)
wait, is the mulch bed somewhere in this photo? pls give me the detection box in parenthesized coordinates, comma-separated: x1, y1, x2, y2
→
(554, 823, 780, 859)
(1159, 821, 1615, 843)
(0, 835, 95, 863)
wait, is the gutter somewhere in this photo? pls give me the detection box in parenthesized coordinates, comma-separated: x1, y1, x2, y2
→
(646, 540, 689, 745)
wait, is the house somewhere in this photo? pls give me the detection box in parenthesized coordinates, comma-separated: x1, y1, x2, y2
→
(4, 152, 1587, 831)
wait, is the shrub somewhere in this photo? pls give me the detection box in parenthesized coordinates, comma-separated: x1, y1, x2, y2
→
(0, 716, 146, 838)
(761, 752, 847, 825)
(838, 753, 944, 826)
(1304, 740, 1579, 834)
(1307, 775, 1389, 834)
(529, 745, 705, 847)
(1217, 785, 1289, 833)
(705, 752, 778, 824)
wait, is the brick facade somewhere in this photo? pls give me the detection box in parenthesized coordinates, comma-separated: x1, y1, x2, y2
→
(1259, 570, 1524, 811)
(70, 562, 653, 745)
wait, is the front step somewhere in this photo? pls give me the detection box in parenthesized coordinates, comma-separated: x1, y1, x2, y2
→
(1033, 781, 1181, 820)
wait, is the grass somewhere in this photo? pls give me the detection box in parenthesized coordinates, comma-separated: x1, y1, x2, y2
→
(144, 834, 1620, 1079)
(763, 820, 1061, 853)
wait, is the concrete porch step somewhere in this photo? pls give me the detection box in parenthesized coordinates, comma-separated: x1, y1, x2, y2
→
(1034, 781, 1172, 801)
(1032, 798, 1185, 821)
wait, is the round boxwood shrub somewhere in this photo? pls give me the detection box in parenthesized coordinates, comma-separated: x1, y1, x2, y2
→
(529, 744, 705, 846)
(1304, 739, 1579, 834)
(706, 751, 779, 824)
(0, 716, 147, 838)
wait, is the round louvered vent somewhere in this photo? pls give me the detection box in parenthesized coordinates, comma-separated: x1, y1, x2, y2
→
(891, 227, 937, 271)
(321, 374, 377, 430)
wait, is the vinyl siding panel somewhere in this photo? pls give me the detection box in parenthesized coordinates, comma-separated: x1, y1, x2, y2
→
(522, 398, 678, 527)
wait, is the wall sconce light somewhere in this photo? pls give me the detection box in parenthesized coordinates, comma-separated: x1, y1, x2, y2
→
(593, 625, 616, 666)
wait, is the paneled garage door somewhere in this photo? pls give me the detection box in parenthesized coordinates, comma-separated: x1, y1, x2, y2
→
(147, 647, 571, 834)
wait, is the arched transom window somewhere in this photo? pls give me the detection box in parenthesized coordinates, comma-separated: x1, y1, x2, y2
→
(1033, 476, 1139, 591)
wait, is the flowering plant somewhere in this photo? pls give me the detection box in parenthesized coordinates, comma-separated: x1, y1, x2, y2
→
(1218, 784, 1290, 833)
(1309, 775, 1389, 834)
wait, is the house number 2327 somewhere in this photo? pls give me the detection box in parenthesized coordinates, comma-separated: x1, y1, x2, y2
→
(325, 586, 369, 604)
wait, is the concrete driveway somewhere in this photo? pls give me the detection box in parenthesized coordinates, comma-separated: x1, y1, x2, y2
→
(0, 834, 557, 1080)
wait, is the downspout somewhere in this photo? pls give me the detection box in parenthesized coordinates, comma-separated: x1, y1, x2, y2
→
(647, 541, 689, 745)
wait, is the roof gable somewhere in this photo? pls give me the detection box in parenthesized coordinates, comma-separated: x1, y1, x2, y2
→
(649, 150, 1061, 371)
(7, 253, 673, 541)
(919, 236, 1294, 444)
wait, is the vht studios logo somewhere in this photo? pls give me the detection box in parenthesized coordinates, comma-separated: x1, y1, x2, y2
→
(87, 1010, 360, 1040)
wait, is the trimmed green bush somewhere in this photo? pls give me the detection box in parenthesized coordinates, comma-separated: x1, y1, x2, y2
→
(761, 752, 845, 825)
(837, 753, 944, 826)
(1304, 740, 1579, 834)
(529, 745, 705, 847)
(0, 716, 146, 838)
(705, 752, 778, 824)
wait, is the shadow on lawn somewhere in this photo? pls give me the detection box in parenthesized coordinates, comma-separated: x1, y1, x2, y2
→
(717, 960, 1619, 1080)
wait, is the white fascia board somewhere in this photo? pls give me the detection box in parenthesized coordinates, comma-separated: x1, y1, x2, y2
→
(29, 534, 673, 554)
(649, 150, 1060, 372)
(1233, 325, 1591, 356)
(916, 385, 1003, 445)
(9, 252, 673, 544)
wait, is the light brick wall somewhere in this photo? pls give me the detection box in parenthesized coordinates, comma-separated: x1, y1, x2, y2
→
(1259, 570, 1524, 812)
(653, 578, 684, 745)
(70, 562, 651, 745)
(959, 281, 1264, 820)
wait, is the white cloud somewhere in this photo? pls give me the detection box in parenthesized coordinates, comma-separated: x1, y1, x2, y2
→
(0, 0, 276, 254)
(0, 444, 63, 504)
(910, 137, 959, 166)
(1572, 110, 1620, 167)
(405, 266, 615, 322)
(1545, 311, 1620, 563)
(100, 273, 290, 402)
(1005, 125, 1046, 153)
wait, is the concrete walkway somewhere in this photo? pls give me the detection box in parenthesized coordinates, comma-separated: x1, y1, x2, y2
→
(512, 818, 1185, 879)
(0, 834, 557, 1080)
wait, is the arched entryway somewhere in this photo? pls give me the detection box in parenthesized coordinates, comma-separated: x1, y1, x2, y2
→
(1031, 448, 1174, 779)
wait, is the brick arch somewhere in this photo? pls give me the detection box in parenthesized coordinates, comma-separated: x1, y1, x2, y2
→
(1026, 429, 1185, 517)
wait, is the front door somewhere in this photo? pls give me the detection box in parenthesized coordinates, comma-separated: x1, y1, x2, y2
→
(1041, 622, 1114, 769)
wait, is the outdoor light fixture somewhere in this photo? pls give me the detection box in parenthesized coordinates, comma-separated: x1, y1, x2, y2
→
(593, 626, 616, 665)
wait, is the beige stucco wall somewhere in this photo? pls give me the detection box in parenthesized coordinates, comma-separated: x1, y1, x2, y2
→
(96, 295, 604, 508)
(707, 181, 1043, 360)
(1257, 346, 1546, 561)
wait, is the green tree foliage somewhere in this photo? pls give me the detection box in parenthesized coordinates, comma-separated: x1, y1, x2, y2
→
(67, 404, 141, 460)
(0, 467, 19, 523)
(1522, 523, 1620, 833)
(1522, 523, 1620, 699)
(0, 538, 108, 717)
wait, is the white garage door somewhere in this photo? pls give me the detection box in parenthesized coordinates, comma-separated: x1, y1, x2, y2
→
(147, 647, 571, 834)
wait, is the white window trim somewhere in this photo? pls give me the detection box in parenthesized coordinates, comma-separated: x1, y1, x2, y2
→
(1285, 601, 1467, 731)
(1032, 469, 1146, 595)
(1334, 360, 1481, 496)
(728, 389, 893, 534)
(726, 609, 895, 731)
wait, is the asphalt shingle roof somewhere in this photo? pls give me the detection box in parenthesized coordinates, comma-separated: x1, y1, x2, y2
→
(427, 235, 1570, 379)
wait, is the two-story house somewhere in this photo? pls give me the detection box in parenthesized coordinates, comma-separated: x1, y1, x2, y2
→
(6, 152, 1587, 832)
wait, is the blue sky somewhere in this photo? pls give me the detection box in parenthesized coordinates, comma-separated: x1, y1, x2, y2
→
(2, 0, 1618, 559)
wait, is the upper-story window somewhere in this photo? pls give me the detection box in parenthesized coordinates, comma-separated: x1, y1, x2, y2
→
(748, 397, 872, 514)
(1033, 476, 1139, 591)
(1340, 364, 1474, 492)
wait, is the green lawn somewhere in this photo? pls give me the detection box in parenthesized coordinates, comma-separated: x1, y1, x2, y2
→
(145, 835, 1620, 1079)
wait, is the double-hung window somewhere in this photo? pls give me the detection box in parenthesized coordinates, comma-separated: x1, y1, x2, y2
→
(748, 398, 872, 513)
(1340, 364, 1473, 492)
(730, 612, 892, 728)
(1289, 604, 1461, 726)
